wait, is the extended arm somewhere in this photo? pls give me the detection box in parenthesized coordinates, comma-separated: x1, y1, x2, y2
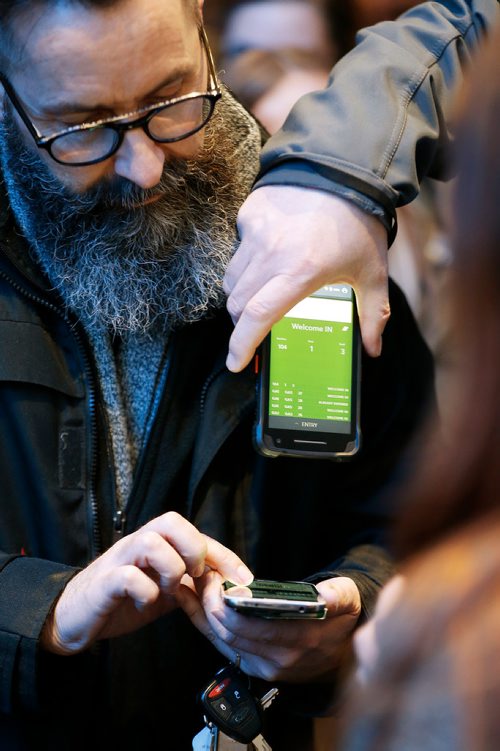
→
(225, 0, 499, 371)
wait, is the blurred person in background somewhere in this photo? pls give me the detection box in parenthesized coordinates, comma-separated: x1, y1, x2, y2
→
(213, 0, 336, 141)
(326, 0, 424, 57)
(345, 516, 500, 750)
(338, 26, 500, 750)
(213, 0, 337, 68)
(223, 47, 331, 133)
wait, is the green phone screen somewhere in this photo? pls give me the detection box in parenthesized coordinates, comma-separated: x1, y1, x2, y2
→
(268, 286, 354, 435)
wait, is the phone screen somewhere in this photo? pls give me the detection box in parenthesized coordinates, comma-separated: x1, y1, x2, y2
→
(226, 579, 321, 600)
(223, 579, 327, 619)
(255, 284, 360, 458)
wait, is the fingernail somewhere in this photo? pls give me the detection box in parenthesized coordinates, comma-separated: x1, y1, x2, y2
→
(226, 354, 237, 372)
(236, 565, 254, 586)
(193, 563, 206, 578)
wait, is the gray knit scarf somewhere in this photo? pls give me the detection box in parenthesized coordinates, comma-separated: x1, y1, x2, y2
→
(0, 90, 262, 507)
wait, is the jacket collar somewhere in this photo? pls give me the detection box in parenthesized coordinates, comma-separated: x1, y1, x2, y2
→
(0, 174, 9, 230)
(0, 171, 56, 294)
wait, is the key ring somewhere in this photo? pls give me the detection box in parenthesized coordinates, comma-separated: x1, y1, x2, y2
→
(232, 652, 241, 670)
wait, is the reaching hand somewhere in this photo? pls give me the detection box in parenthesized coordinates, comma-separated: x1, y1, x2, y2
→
(224, 186, 390, 372)
(40, 511, 253, 655)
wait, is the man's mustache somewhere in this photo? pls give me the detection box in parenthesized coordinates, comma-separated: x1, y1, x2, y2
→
(62, 159, 190, 212)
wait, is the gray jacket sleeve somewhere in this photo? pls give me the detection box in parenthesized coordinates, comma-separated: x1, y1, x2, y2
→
(255, 0, 499, 238)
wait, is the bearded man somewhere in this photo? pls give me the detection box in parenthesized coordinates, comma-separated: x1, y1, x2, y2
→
(0, 1, 435, 749)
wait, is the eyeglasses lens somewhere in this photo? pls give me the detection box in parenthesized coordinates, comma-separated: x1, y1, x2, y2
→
(50, 95, 213, 165)
(50, 127, 119, 165)
(148, 96, 212, 141)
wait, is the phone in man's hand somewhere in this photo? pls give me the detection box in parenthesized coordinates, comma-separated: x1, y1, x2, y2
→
(223, 579, 327, 620)
(254, 284, 361, 460)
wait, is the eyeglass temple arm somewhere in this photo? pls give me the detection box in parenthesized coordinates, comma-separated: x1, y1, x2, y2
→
(199, 25, 220, 93)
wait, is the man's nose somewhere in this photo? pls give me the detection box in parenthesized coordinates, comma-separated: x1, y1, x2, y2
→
(113, 129, 167, 189)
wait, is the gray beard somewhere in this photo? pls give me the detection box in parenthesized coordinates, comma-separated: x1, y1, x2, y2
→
(0, 102, 243, 334)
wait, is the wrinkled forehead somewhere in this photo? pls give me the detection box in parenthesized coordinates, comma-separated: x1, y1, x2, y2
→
(2, 0, 199, 82)
(1, 0, 203, 115)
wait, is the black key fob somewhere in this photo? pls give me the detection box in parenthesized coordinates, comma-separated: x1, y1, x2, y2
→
(200, 664, 263, 744)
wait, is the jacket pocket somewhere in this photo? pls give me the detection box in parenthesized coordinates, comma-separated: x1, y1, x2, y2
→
(0, 320, 84, 398)
(0, 319, 87, 497)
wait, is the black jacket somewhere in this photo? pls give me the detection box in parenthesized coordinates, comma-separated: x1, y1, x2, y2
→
(0, 196, 434, 748)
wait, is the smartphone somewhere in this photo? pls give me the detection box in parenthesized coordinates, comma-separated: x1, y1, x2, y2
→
(222, 579, 327, 620)
(255, 284, 361, 459)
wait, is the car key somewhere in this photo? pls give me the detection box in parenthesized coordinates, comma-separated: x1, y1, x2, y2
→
(216, 731, 251, 750)
(192, 723, 218, 751)
(200, 664, 263, 744)
(248, 689, 279, 751)
(259, 688, 279, 711)
(251, 736, 272, 751)
(214, 729, 272, 751)
(215, 693, 277, 750)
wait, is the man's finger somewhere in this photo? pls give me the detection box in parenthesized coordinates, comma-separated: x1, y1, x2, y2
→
(315, 577, 362, 618)
(223, 241, 252, 296)
(355, 281, 391, 358)
(138, 511, 207, 578)
(204, 535, 253, 585)
(176, 583, 234, 659)
(225, 258, 273, 324)
(108, 565, 162, 609)
(138, 514, 253, 585)
(180, 591, 275, 670)
(226, 275, 317, 372)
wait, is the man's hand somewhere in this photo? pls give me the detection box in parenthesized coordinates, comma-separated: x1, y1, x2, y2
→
(177, 570, 362, 683)
(224, 185, 390, 372)
(40, 512, 253, 656)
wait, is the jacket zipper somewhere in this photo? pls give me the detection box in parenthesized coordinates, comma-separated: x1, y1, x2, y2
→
(0, 268, 102, 559)
(199, 364, 227, 416)
(110, 341, 172, 542)
(186, 362, 255, 517)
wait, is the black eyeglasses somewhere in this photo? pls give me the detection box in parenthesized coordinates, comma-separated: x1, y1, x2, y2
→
(0, 27, 221, 167)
